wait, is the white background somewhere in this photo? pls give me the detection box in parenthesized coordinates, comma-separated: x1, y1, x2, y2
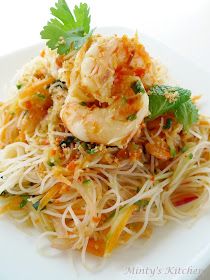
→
(0, 0, 209, 279)
(0, 0, 209, 73)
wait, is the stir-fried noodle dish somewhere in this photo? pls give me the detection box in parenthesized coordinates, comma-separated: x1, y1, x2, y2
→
(0, 0, 210, 261)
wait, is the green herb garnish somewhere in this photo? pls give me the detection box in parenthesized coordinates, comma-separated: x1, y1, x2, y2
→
(188, 153, 193, 159)
(47, 160, 55, 167)
(86, 148, 97, 154)
(131, 80, 145, 94)
(170, 148, 176, 158)
(148, 85, 198, 130)
(80, 101, 87, 106)
(20, 195, 29, 209)
(16, 84, 22, 90)
(81, 142, 88, 149)
(181, 146, 188, 153)
(40, 0, 93, 55)
(127, 114, 137, 121)
(163, 118, 172, 129)
(135, 199, 149, 208)
(83, 179, 91, 184)
(36, 93, 46, 100)
(33, 201, 40, 210)
(174, 100, 198, 130)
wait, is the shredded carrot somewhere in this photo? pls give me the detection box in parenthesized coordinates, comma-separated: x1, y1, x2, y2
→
(56, 56, 64, 68)
(92, 216, 101, 223)
(0, 196, 22, 215)
(147, 118, 161, 130)
(116, 149, 128, 159)
(40, 50, 45, 57)
(50, 149, 57, 156)
(72, 209, 85, 215)
(40, 139, 49, 145)
(146, 142, 170, 160)
(25, 101, 32, 109)
(86, 238, 105, 257)
(66, 161, 76, 171)
(199, 120, 210, 126)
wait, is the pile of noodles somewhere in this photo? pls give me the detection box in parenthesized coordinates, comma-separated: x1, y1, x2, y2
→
(0, 45, 210, 265)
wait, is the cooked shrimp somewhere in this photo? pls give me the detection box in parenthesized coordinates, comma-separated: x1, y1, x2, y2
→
(61, 35, 151, 147)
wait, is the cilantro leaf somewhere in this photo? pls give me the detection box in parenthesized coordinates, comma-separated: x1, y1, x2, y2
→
(174, 100, 198, 130)
(40, 0, 92, 55)
(74, 3, 91, 33)
(50, 0, 76, 29)
(148, 85, 191, 120)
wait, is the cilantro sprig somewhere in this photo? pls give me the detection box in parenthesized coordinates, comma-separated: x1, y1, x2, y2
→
(41, 0, 93, 55)
(148, 85, 198, 130)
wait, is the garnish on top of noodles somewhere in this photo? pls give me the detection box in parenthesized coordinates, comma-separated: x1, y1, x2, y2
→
(41, 0, 198, 147)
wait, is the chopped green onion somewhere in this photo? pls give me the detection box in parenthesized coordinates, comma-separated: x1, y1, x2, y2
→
(47, 160, 55, 167)
(83, 179, 91, 185)
(86, 148, 97, 154)
(127, 114, 137, 121)
(181, 146, 188, 153)
(16, 84, 22, 90)
(163, 118, 172, 129)
(189, 153, 193, 159)
(36, 93, 46, 100)
(80, 101, 87, 106)
(135, 199, 149, 208)
(170, 148, 176, 158)
(20, 195, 29, 209)
(131, 80, 145, 94)
(33, 201, 40, 210)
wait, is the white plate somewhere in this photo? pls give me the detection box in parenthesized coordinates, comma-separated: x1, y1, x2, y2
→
(0, 27, 210, 280)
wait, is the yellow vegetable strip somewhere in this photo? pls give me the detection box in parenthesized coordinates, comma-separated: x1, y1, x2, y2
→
(0, 196, 22, 215)
(19, 77, 55, 99)
(104, 204, 137, 256)
(38, 184, 61, 211)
